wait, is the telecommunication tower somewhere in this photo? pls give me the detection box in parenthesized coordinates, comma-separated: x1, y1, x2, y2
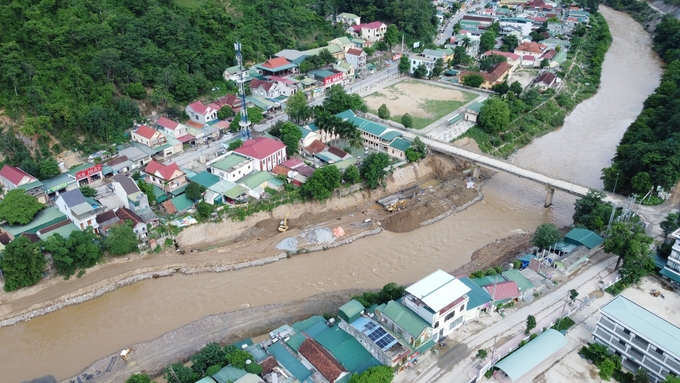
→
(234, 41, 251, 140)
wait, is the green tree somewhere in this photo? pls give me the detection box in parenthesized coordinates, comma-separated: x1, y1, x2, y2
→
(664, 376, 680, 383)
(573, 190, 613, 232)
(299, 60, 315, 73)
(605, 221, 654, 278)
(525, 315, 536, 334)
(412, 137, 427, 159)
(405, 148, 421, 162)
(0, 236, 45, 291)
(44, 229, 101, 278)
(540, 59, 550, 68)
(226, 349, 254, 369)
(413, 64, 428, 78)
(186, 182, 207, 201)
(360, 152, 391, 189)
(599, 359, 615, 381)
(343, 165, 361, 184)
(399, 55, 411, 74)
(318, 48, 336, 65)
(245, 362, 263, 375)
(280, 122, 303, 156)
(384, 25, 399, 49)
(348, 365, 394, 383)
(323, 85, 366, 114)
(493, 81, 509, 95)
(509, 81, 523, 95)
(479, 54, 506, 72)
(80, 185, 98, 197)
(631, 172, 653, 194)
(217, 106, 235, 120)
(500, 34, 519, 51)
(0, 189, 45, 225)
(191, 342, 225, 375)
(476, 349, 488, 360)
(480, 30, 497, 53)
(137, 180, 156, 205)
(105, 221, 139, 256)
(378, 104, 390, 119)
(286, 91, 311, 123)
(228, 139, 243, 151)
(401, 113, 413, 128)
(569, 289, 579, 302)
(632, 369, 650, 383)
(299, 165, 342, 201)
(126, 373, 154, 383)
(205, 365, 222, 376)
(39, 159, 61, 180)
(165, 362, 195, 383)
(431, 58, 445, 78)
(462, 74, 484, 88)
(478, 97, 510, 134)
(197, 201, 215, 220)
(532, 223, 561, 249)
(127, 82, 146, 99)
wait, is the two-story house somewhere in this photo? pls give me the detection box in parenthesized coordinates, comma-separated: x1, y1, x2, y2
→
(375, 300, 435, 353)
(131, 125, 167, 149)
(207, 153, 256, 183)
(143, 161, 187, 192)
(185, 101, 218, 125)
(55, 189, 104, 232)
(345, 48, 367, 68)
(351, 22, 388, 42)
(233, 137, 287, 172)
(249, 79, 281, 98)
(156, 117, 190, 140)
(408, 55, 437, 77)
(661, 228, 680, 285)
(402, 270, 471, 341)
(336, 12, 361, 26)
(0, 165, 48, 204)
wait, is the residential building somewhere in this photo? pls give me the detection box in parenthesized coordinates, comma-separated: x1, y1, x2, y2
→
(514, 41, 547, 59)
(249, 79, 281, 98)
(498, 17, 534, 36)
(661, 228, 680, 285)
(274, 50, 307, 65)
(297, 339, 348, 383)
(547, 21, 572, 36)
(256, 57, 298, 77)
(336, 110, 412, 159)
(118, 146, 152, 169)
(185, 101, 218, 125)
(298, 124, 322, 148)
(328, 36, 356, 53)
(207, 153, 256, 182)
(461, 14, 496, 27)
(106, 156, 133, 175)
(482, 50, 522, 69)
(110, 174, 157, 225)
(116, 207, 148, 239)
(214, 93, 245, 113)
(131, 125, 167, 149)
(402, 270, 471, 341)
(67, 163, 105, 186)
(483, 280, 521, 303)
(333, 62, 356, 83)
(350, 21, 388, 42)
(309, 69, 344, 88)
(408, 55, 437, 77)
(345, 48, 367, 68)
(55, 189, 104, 231)
(155, 117, 189, 139)
(143, 161, 187, 192)
(422, 49, 447, 62)
(535, 71, 558, 91)
(458, 277, 492, 320)
(303, 43, 346, 60)
(375, 300, 435, 352)
(233, 137, 287, 172)
(594, 296, 680, 383)
(0, 165, 48, 204)
(458, 62, 513, 90)
(267, 76, 298, 96)
(336, 12, 361, 26)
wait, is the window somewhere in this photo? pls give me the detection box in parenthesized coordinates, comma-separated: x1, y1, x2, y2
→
(445, 312, 455, 322)
(434, 321, 439, 329)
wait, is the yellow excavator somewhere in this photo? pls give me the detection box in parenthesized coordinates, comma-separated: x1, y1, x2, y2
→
(278, 212, 290, 232)
(387, 200, 407, 212)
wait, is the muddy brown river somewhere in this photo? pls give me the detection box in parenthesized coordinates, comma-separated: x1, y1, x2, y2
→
(0, 7, 663, 383)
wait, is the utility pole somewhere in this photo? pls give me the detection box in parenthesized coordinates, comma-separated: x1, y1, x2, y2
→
(234, 41, 252, 140)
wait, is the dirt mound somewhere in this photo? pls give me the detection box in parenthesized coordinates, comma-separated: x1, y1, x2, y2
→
(453, 232, 533, 276)
(383, 198, 451, 233)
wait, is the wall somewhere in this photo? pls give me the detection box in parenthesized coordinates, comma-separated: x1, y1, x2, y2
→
(338, 320, 392, 365)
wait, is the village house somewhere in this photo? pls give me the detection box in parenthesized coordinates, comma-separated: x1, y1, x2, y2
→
(266, 76, 298, 96)
(333, 62, 356, 84)
(105, 156, 133, 175)
(185, 101, 218, 125)
(458, 277, 493, 320)
(155, 117, 188, 139)
(345, 48, 367, 68)
(0, 165, 48, 204)
(55, 189, 105, 232)
(514, 41, 547, 59)
(375, 300, 435, 354)
(534, 71, 558, 91)
(143, 161, 187, 192)
(131, 125, 167, 149)
(233, 137, 287, 172)
(256, 57, 298, 77)
(309, 69, 344, 88)
(249, 78, 281, 98)
(458, 62, 513, 90)
(303, 43, 346, 60)
(547, 21, 572, 36)
(350, 21, 388, 42)
(408, 55, 437, 77)
(207, 152, 256, 183)
(482, 50, 522, 69)
(336, 12, 361, 26)
(422, 49, 447, 63)
(110, 174, 157, 225)
(118, 146, 152, 169)
(214, 93, 245, 113)
(336, 110, 412, 159)
(498, 17, 534, 36)
(328, 36, 356, 53)
(298, 339, 348, 383)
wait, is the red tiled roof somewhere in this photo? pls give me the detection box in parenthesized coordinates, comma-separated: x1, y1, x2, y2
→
(515, 41, 546, 54)
(271, 165, 290, 176)
(96, 210, 118, 224)
(262, 57, 292, 69)
(0, 231, 12, 245)
(250, 78, 276, 92)
(536, 72, 557, 85)
(483, 50, 521, 61)
(215, 94, 243, 109)
(462, 15, 494, 22)
(185, 120, 205, 129)
(135, 125, 158, 140)
(176, 134, 195, 143)
(145, 161, 183, 181)
(459, 62, 512, 84)
(20, 233, 41, 243)
(541, 49, 556, 60)
(234, 137, 286, 160)
(207, 102, 221, 111)
(304, 139, 327, 155)
(107, 156, 130, 167)
(532, 16, 547, 22)
(157, 117, 179, 131)
(281, 158, 305, 169)
(298, 339, 346, 382)
(268, 76, 296, 85)
(38, 218, 73, 235)
(347, 48, 364, 56)
(260, 356, 278, 376)
(352, 21, 386, 32)
(567, 17, 578, 22)
(328, 146, 349, 159)
(523, 55, 535, 61)
(188, 101, 209, 115)
(116, 207, 144, 226)
(484, 281, 520, 301)
(0, 165, 37, 186)
(296, 165, 315, 177)
(162, 200, 177, 214)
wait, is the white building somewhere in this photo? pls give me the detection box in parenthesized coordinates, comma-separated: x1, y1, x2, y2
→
(402, 270, 471, 341)
(233, 137, 287, 172)
(336, 12, 361, 26)
(207, 153, 256, 183)
(55, 189, 102, 232)
(185, 101, 218, 125)
(345, 48, 367, 68)
(594, 296, 680, 383)
(661, 228, 680, 285)
(155, 117, 188, 139)
(408, 55, 437, 77)
(350, 22, 388, 42)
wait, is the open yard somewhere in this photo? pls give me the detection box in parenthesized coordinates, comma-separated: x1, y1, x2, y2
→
(363, 80, 477, 129)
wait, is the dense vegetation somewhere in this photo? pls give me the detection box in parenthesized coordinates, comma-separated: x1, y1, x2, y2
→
(603, 16, 680, 198)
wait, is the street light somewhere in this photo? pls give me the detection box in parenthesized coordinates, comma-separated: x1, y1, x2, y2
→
(612, 172, 620, 195)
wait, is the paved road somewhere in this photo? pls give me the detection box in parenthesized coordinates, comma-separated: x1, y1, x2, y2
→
(435, 1, 490, 45)
(413, 256, 617, 383)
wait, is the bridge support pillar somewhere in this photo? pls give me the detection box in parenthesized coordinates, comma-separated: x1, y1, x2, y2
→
(544, 186, 555, 208)
(472, 165, 481, 179)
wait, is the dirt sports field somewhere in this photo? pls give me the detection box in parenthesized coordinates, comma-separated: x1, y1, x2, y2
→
(363, 80, 477, 128)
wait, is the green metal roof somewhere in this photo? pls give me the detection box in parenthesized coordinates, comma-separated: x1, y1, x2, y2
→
(339, 300, 365, 323)
(380, 130, 402, 141)
(304, 44, 343, 56)
(18, 180, 44, 191)
(470, 275, 504, 287)
(189, 171, 220, 188)
(0, 207, 66, 236)
(208, 180, 237, 194)
(168, 184, 188, 197)
(211, 153, 252, 173)
(293, 316, 326, 332)
(660, 268, 680, 284)
(240, 171, 273, 189)
(389, 138, 411, 152)
(448, 113, 464, 124)
(314, 326, 381, 374)
(467, 101, 485, 113)
(381, 301, 430, 339)
(501, 270, 534, 291)
(196, 377, 215, 383)
(458, 277, 492, 310)
(564, 228, 603, 249)
(286, 332, 307, 351)
(309, 69, 338, 78)
(151, 184, 168, 203)
(43, 225, 85, 242)
(601, 296, 680, 357)
(223, 185, 248, 199)
(495, 329, 567, 381)
(332, 157, 357, 170)
(170, 194, 194, 212)
(315, 152, 341, 164)
(246, 95, 278, 110)
(300, 78, 317, 85)
(336, 110, 386, 137)
(267, 342, 312, 382)
(42, 173, 76, 193)
(553, 49, 568, 64)
(212, 366, 247, 383)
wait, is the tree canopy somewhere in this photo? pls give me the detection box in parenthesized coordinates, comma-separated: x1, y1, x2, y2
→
(378, 104, 390, 120)
(0, 189, 45, 225)
(299, 165, 342, 200)
(280, 122, 303, 156)
(348, 365, 394, 383)
(532, 223, 561, 249)
(186, 182, 207, 202)
(360, 152, 391, 189)
(478, 97, 510, 134)
(462, 74, 484, 88)
(573, 190, 613, 232)
(286, 91, 311, 123)
(604, 222, 654, 282)
(191, 342, 225, 376)
(0, 236, 45, 291)
(126, 374, 154, 383)
(43, 229, 102, 278)
(323, 85, 367, 114)
(105, 221, 139, 256)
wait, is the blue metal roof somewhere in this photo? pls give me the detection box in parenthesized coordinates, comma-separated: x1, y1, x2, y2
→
(458, 277, 492, 310)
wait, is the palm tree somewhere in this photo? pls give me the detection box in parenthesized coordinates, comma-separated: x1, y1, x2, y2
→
(462, 36, 472, 49)
(349, 128, 363, 149)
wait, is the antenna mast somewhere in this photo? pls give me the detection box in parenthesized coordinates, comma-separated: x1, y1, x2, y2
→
(234, 41, 251, 140)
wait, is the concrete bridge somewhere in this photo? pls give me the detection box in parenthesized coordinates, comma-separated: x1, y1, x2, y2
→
(402, 133, 620, 207)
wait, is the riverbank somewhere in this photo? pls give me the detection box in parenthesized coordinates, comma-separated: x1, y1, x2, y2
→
(0, 155, 486, 329)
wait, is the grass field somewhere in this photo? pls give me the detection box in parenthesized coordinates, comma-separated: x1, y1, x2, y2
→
(363, 80, 477, 129)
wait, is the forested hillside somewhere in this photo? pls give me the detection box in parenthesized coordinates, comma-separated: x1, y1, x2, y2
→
(602, 16, 680, 199)
(0, 0, 343, 168)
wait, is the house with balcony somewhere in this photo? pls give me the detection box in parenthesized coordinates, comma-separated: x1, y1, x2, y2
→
(375, 300, 435, 355)
(185, 101, 219, 125)
(335, 110, 412, 159)
(55, 189, 105, 232)
(131, 125, 167, 149)
(111, 174, 158, 225)
(345, 48, 367, 68)
(207, 153, 256, 183)
(336, 12, 361, 26)
(402, 270, 471, 341)
(233, 137, 287, 172)
(155, 117, 188, 139)
(143, 161, 187, 192)
(661, 228, 680, 285)
(249, 78, 281, 98)
(350, 21, 388, 42)
(593, 296, 680, 383)
(408, 55, 437, 77)
(0, 165, 48, 204)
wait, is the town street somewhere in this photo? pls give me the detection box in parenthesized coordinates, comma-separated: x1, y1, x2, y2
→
(435, 1, 489, 45)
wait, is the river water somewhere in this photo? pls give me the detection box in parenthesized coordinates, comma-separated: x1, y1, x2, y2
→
(0, 7, 663, 383)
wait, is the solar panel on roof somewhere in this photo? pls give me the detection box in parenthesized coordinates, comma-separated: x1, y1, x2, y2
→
(368, 327, 387, 341)
(364, 322, 377, 331)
